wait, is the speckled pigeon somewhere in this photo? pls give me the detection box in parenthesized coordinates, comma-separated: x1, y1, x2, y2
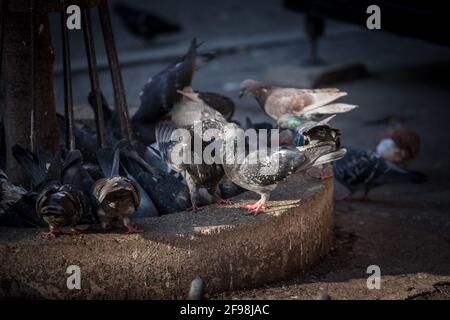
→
(333, 148, 426, 200)
(220, 123, 347, 215)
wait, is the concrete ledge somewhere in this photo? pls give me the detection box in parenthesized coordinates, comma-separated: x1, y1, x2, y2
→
(0, 172, 334, 299)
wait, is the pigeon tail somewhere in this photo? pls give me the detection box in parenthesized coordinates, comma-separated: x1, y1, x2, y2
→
(96, 148, 116, 178)
(298, 92, 348, 115)
(313, 148, 347, 167)
(302, 103, 358, 118)
(376, 165, 427, 185)
(155, 122, 177, 160)
(12, 145, 45, 187)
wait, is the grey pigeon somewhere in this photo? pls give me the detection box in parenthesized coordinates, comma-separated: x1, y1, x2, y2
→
(220, 123, 347, 215)
(93, 144, 142, 233)
(278, 115, 342, 180)
(36, 182, 87, 238)
(170, 87, 228, 129)
(239, 79, 355, 120)
(12, 146, 89, 238)
(156, 121, 227, 212)
(277, 114, 338, 146)
(121, 154, 191, 215)
(0, 169, 44, 228)
(333, 148, 427, 200)
(194, 91, 235, 121)
(133, 39, 199, 124)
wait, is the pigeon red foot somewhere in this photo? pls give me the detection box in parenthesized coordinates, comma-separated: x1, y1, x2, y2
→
(187, 204, 200, 212)
(216, 197, 232, 205)
(126, 225, 144, 234)
(39, 228, 59, 239)
(244, 200, 266, 216)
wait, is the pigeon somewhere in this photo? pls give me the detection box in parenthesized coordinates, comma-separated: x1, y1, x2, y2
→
(56, 113, 101, 165)
(0, 169, 44, 228)
(133, 39, 199, 125)
(120, 163, 159, 219)
(156, 121, 226, 212)
(36, 182, 87, 238)
(244, 117, 274, 131)
(218, 177, 247, 199)
(277, 114, 342, 179)
(376, 122, 421, 165)
(332, 148, 427, 200)
(92, 144, 142, 233)
(60, 149, 100, 224)
(88, 90, 120, 139)
(239, 79, 355, 120)
(220, 122, 347, 215)
(277, 114, 335, 146)
(121, 152, 191, 215)
(12, 146, 89, 237)
(113, 2, 181, 42)
(88, 90, 168, 149)
(12, 145, 53, 192)
(193, 91, 235, 121)
(170, 87, 229, 129)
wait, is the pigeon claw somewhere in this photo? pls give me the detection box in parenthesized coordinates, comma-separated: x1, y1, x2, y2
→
(126, 225, 144, 234)
(38, 229, 59, 239)
(216, 198, 232, 205)
(187, 204, 200, 212)
(244, 202, 266, 216)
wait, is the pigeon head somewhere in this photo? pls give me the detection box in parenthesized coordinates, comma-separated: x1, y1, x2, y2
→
(239, 79, 270, 100)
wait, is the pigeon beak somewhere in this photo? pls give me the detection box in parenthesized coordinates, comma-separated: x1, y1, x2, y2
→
(239, 90, 245, 98)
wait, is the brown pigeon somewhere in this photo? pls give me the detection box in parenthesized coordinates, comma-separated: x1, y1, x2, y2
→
(376, 123, 421, 165)
(239, 79, 350, 120)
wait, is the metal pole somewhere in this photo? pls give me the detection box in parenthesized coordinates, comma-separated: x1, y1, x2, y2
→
(29, 0, 36, 153)
(82, 6, 107, 148)
(98, 0, 131, 142)
(61, 0, 75, 151)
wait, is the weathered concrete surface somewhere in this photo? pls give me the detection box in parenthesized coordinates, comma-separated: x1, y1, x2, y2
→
(0, 173, 333, 299)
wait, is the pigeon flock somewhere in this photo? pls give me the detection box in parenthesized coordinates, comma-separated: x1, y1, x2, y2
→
(0, 39, 426, 237)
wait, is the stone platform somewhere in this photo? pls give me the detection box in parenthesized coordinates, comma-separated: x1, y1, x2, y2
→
(0, 172, 334, 299)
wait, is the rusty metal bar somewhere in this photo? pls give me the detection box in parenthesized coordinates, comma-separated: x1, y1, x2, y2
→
(60, 0, 75, 151)
(0, 1, 6, 98)
(98, 0, 131, 142)
(29, 0, 36, 152)
(82, 6, 107, 148)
